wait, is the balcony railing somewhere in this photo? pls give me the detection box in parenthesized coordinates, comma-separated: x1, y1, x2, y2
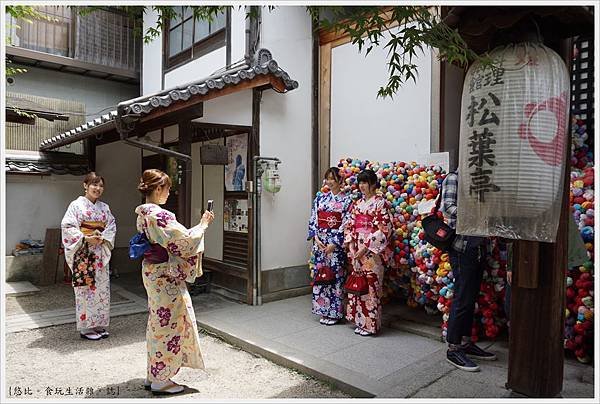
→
(8, 6, 141, 74)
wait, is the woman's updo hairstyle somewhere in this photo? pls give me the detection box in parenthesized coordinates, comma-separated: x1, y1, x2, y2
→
(138, 169, 172, 197)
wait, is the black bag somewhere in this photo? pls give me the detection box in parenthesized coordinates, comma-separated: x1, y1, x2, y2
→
(422, 192, 455, 251)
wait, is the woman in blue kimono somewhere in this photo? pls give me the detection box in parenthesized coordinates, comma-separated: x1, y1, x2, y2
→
(307, 167, 352, 325)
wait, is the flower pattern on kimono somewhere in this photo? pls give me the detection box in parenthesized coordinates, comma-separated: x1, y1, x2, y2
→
(136, 203, 206, 381)
(165, 283, 179, 298)
(167, 335, 181, 355)
(156, 211, 174, 228)
(157, 306, 172, 327)
(307, 191, 352, 321)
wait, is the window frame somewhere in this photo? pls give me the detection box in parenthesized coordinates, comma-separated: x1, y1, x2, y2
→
(163, 8, 229, 72)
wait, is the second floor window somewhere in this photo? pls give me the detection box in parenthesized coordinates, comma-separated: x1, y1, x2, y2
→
(165, 7, 227, 70)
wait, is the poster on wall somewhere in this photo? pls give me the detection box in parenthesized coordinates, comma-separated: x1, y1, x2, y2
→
(165, 154, 180, 191)
(223, 199, 248, 233)
(225, 134, 247, 192)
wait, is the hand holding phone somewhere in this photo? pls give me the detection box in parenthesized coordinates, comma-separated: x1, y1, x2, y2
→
(207, 199, 214, 212)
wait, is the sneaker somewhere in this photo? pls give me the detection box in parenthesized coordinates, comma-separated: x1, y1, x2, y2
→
(446, 349, 480, 372)
(463, 342, 497, 361)
(359, 329, 374, 336)
(354, 327, 361, 334)
(324, 318, 338, 326)
(319, 317, 328, 325)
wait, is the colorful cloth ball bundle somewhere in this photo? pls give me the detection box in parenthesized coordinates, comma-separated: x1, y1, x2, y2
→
(332, 158, 510, 341)
(565, 116, 595, 364)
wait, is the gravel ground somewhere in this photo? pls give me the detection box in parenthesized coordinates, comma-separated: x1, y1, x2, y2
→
(5, 313, 350, 399)
(6, 283, 127, 316)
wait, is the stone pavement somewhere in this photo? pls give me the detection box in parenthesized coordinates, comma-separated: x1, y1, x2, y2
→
(5, 273, 594, 399)
(189, 293, 595, 399)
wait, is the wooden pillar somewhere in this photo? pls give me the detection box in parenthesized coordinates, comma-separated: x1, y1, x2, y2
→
(507, 39, 573, 397)
(178, 120, 192, 228)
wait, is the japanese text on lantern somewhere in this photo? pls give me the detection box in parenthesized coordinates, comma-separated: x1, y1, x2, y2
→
(466, 62, 505, 202)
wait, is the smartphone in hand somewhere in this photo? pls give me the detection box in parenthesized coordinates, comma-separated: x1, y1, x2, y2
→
(207, 200, 214, 212)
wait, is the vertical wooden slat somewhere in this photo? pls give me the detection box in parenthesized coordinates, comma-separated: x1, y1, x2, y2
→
(40, 228, 61, 286)
(513, 240, 539, 288)
(319, 42, 332, 177)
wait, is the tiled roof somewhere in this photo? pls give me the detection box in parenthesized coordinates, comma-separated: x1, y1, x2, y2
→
(40, 49, 298, 151)
(5, 150, 88, 175)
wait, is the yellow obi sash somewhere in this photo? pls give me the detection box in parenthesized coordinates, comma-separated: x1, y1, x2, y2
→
(80, 220, 106, 236)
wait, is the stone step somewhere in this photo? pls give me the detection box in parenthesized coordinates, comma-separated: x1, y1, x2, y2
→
(4, 281, 40, 297)
(6, 301, 147, 334)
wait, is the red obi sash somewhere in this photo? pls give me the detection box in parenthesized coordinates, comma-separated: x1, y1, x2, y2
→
(317, 211, 343, 229)
(355, 214, 375, 233)
(144, 244, 169, 264)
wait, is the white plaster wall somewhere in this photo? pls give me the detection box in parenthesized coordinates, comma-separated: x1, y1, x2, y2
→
(329, 32, 432, 165)
(5, 175, 84, 252)
(143, 8, 163, 95)
(259, 6, 312, 271)
(95, 142, 142, 248)
(9, 66, 138, 121)
(230, 7, 247, 64)
(195, 90, 252, 126)
(164, 48, 227, 89)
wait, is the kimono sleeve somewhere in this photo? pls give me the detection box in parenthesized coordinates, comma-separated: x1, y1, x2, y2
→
(101, 204, 117, 251)
(144, 211, 205, 259)
(61, 200, 84, 270)
(367, 199, 392, 255)
(344, 202, 357, 245)
(307, 196, 319, 241)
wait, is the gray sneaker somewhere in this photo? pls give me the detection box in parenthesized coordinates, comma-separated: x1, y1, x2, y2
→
(447, 349, 480, 372)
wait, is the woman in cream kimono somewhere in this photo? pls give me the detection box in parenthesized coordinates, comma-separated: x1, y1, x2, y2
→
(344, 169, 392, 336)
(61, 172, 116, 340)
(135, 169, 214, 395)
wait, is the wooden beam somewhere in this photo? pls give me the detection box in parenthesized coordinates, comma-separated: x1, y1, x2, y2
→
(138, 75, 273, 125)
(319, 42, 332, 177)
(191, 121, 252, 131)
(319, 8, 400, 47)
(312, 18, 320, 196)
(513, 240, 539, 288)
(178, 120, 193, 228)
(507, 38, 573, 398)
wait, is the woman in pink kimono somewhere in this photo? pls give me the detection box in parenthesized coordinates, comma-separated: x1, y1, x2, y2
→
(61, 172, 116, 341)
(344, 169, 392, 336)
(135, 169, 214, 395)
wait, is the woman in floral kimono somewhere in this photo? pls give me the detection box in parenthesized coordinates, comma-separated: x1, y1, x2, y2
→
(307, 167, 352, 325)
(135, 169, 214, 395)
(61, 172, 116, 341)
(344, 169, 392, 336)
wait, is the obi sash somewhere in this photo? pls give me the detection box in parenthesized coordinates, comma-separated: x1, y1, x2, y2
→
(317, 211, 343, 229)
(80, 220, 106, 236)
(143, 244, 169, 264)
(355, 214, 375, 233)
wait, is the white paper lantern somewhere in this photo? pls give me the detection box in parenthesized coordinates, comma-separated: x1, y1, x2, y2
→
(457, 42, 570, 242)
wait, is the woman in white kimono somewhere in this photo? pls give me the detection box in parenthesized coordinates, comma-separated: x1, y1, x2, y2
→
(135, 169, 214, 395)
(61, 172, 116, 341)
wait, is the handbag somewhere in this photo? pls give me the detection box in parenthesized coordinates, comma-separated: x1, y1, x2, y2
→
(129, 231, 151, 259)
(422, 193, 456, 251)
(71, 241, 96, 288)
(343, 272, 369, 295)
(343, 260, 369, 295)
(313, 265, 336, 285)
